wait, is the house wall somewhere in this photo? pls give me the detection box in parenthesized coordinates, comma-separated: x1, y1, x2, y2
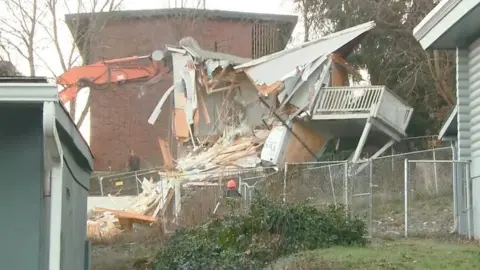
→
(455, 48, 470, 236)
(89, 17, 255, 171)
(0, 104, 46, 270)
(58, 127, 92, 270)
(468, 39, 480, 238)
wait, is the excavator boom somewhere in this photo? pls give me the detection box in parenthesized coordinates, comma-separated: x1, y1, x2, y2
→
(57, 50, 168, 103)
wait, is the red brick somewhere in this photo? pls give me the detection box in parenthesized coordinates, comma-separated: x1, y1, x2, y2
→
(90, 17, 254, 171)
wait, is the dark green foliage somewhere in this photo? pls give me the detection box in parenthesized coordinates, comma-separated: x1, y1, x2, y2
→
(153, 195, 367, 270)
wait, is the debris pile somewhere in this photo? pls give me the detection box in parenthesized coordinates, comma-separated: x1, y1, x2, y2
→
(87, 178, 173, 240)
(87, 123, 275, 239)
(176, 123, 270, 173)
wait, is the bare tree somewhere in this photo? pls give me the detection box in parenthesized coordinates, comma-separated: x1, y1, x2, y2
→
(42, 0, 124, 72)
(38, 0, 124, 123)
(0, 0, 46, 76)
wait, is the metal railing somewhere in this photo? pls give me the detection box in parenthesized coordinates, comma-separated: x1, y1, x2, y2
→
(312, 86, 412, 130)
(314, 86, 383, 115)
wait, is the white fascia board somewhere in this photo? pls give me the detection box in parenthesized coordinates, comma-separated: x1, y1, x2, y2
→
(413, 0, 480, 49)
(0, 83, 58, 102)
(438, 105, 458, 140)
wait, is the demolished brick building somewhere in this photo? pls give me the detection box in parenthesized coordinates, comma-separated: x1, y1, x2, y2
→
(65, 8, 298, 171)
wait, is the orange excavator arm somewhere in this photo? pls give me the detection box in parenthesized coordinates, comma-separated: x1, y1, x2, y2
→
(57, 50, 169, 103)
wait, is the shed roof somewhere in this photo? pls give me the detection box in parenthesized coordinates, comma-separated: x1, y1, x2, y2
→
(413, 0, 480, 49)
(0, 76, 93, 168)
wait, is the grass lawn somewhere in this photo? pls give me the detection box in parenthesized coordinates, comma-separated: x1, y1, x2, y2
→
(267, 239, 480, 270)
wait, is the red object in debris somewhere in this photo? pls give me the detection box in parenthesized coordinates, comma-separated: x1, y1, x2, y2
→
(227, 179, 237, 190)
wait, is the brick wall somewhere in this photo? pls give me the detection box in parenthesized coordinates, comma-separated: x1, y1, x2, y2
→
(89, 17, 254, 170)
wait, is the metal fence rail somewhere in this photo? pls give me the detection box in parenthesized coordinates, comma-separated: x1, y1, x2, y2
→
(404, 159, 471, 238)
(88, 147, 470, 239)
(275, 147, 464, 238)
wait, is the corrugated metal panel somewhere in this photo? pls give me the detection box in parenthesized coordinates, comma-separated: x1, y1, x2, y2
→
(458, 49, 471, 160)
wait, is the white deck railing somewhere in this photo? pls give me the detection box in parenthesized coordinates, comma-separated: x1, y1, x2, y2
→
(312, 86, 413, 133)
(314, 86, 383, 114)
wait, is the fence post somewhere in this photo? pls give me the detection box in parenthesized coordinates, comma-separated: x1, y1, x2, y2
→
(451, 141, 458, 230)
(99, 177, 104, 196)
(283, 163, 288, 204)
(343, 162, 349, 208)
(174, 181, 181, 222)
(135, 171, 140, 195)
(391, 145, 394, 171)
(328, 165, 337, 206)
(466, 161, 472, 239)
(432, 149, 439, 194)
(369, 159, 373, 238)
(404, 158, 408, 238)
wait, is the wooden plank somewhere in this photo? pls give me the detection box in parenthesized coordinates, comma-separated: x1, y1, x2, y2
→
(159, 139, 174, 169)
(93, 207, 157, 223)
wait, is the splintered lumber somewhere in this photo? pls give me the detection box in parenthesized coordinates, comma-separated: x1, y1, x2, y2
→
(93, 207, 156, 231)
(93, 207, 157, 222)
(159, 139, 175, 169)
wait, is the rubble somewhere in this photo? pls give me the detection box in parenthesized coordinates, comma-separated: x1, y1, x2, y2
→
(88, 123, 273, 239)
(176, 122, 267, 172)
(87, 178, 173, 239)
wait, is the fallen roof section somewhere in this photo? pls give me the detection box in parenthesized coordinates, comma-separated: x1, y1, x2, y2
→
(234, 21, 375, 93)
(0, 76, 94, 167)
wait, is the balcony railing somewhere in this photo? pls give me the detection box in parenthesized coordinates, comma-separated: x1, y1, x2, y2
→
(312, 86, 413, 133)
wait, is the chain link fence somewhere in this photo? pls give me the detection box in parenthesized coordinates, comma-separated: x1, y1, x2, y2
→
(88, 146, 467, 238)
(404, 159, 469, 237)
(370, 147, 453, 237)
(280, 147, 459, 238)
(89, 168, 163, 196)
(175, 167, 281, 227)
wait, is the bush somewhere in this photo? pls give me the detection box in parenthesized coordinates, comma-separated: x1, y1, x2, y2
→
(153, 195, 367, 270)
